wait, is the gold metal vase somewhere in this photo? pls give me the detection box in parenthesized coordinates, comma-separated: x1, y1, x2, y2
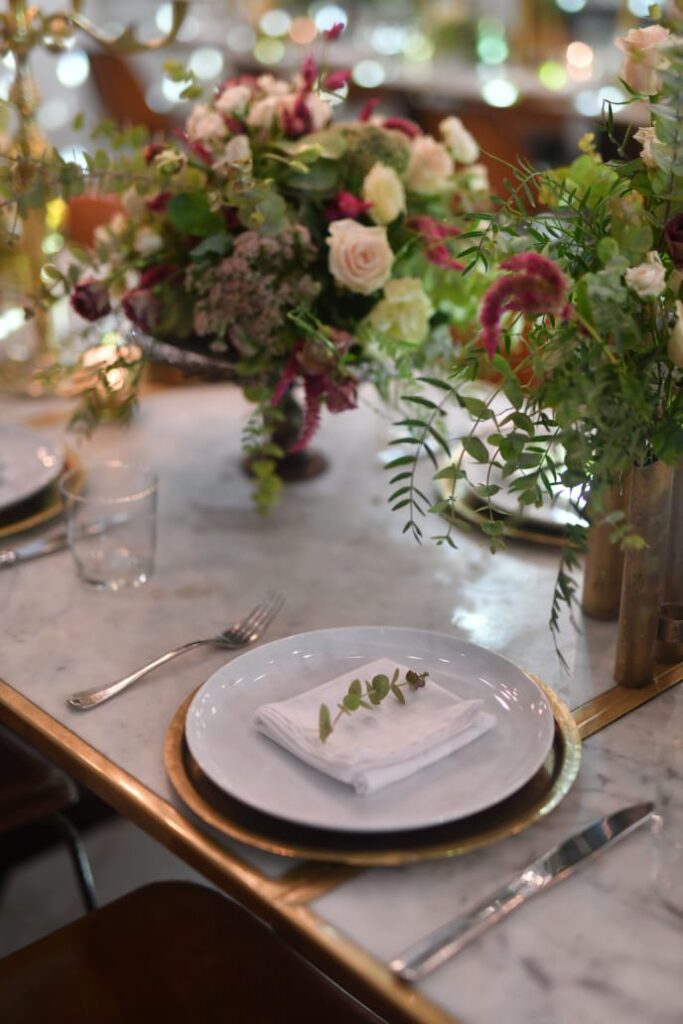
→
(581, 478, 626, 621)
(614, 460, 674, 688)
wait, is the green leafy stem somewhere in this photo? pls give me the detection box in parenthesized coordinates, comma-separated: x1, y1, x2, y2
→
(318, 667, 429, 742)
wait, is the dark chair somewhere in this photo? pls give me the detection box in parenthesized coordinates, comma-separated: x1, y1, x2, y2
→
(0, 880, 385, 1023)
(0, 722, 96, 910)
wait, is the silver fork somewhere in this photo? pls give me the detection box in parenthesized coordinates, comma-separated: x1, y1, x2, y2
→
(66, 591, 284, 711)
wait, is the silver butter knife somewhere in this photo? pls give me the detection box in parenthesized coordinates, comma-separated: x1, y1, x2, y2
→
(390, 802, 654, 983)
(0, 530, 68, 568)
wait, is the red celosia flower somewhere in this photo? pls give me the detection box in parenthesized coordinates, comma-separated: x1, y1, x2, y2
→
(300, 55, 318, 91)
(479, 252, 571, 357)
(424, 244, 464, 271)
(383, 116, 422, 139)
(145, 191, 172, 213)
(359, 97, 380, 123)
(406, 216, 464, 271)
(324, 190, 372, 222)
(323, 21, 345, 41)
(282, 93, 313, 138)
(324, 69, 351, 92)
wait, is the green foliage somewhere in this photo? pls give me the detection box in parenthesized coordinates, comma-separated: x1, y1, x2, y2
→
(318, 667, 429, 742)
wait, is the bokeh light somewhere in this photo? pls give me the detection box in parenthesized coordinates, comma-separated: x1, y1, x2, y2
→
(352, 60, 386, 88)
(566, 41, 594, 69)
(226, 25, 256, 53)
(253, 38, 286, 64)
(556, 0, 586, 10)
(259, 9, 292, 37)
(477, 36, 508, 65)
(188, 47, 224, 80)
(56, 50, 90, 88)
(538, 61, 567, 91)
(311, 4, 348, 32)
(481, 78, 519, 107)
(289, 17, 318, 45)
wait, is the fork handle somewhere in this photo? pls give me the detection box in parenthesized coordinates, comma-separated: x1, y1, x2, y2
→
(66, 639, 213, 710)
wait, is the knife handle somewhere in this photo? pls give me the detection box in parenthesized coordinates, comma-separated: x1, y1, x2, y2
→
(390, 872, 545, 983)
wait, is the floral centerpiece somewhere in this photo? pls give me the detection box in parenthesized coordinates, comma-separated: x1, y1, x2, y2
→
(53, 27, 489, 508)
(394, 13, 683, 663)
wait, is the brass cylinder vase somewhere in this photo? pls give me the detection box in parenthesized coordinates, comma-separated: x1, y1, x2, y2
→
(582, 478, 626, 621)
(664, 462, 683, 604)
(614, 460, 674, 688)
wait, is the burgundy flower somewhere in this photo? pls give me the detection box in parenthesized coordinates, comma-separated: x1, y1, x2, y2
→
(407, 216, 464, 271)
(323, 21, 345, 41)
(145, 191, 172, 213)
(383, 116, 422, 139)
(479, 252, 571, 357)
(324, 190, 372, 222)
(143, 143, 165, 164)
(300, 56, 318, 92)
(359, 97, 380, 123)
(324, 376, 357, 412)
(424, 243, 464, 271)
(324, 69, 351, 92)
(282, 93, 313, 139)
(138, 264, 177, 289)
(122, 288, 162, 336)
(664, 213, 683, 268)
(70, 279, 111, 322)
(223, 115, 244, 134)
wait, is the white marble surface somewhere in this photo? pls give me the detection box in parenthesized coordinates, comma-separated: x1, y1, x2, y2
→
(1, 384, 680, 1022)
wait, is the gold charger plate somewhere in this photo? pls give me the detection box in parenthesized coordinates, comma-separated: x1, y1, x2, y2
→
(164, 679, 581, 866)
(0, 449, 81, 541)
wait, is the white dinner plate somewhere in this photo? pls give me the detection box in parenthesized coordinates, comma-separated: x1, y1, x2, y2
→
(185, 627, 555, 834)
(462, 449, 586, 530)
(0, 425, 64, 513)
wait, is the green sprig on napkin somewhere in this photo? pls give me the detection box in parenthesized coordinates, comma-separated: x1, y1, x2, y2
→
(318, 667, 429, 742)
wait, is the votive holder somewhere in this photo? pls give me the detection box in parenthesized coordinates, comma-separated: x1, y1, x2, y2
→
(59, 460, 157, 590)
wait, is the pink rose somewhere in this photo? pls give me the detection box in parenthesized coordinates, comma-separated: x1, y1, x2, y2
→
(71, 279, 111, 321)
(405, 136, 454, 194)
(327, 219, 394, 294)
(615, 25, 671, 94)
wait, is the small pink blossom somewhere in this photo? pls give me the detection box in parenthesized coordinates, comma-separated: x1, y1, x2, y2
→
(359, 97, 380, 123)
(323, 21, 345, 41)
(479, 252, 571, 357)
(406, 215, 462, 241)
(325, 191, 372, 222)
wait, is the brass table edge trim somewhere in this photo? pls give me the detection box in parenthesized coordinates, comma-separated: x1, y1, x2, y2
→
(573, 662, 683, 740)
(0, 680, 454, 1024)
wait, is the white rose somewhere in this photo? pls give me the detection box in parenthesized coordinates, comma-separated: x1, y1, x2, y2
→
(367, 278, 433, 343)
(186, 104, 227, 143)
(362, 163, 405, 225)
(133, 226, 164, 257)
(439, 116, 479, 164)
(327, 219, 394, 295)
(668, 300, 683, 367)
(625, 251, 667, 297)
(303, 92, 332, 131)
(615, 25, 671, 94)
(120, 187, 148, 219)
(405, 136, 454, 194)
(224, 134, 252, 165)
(247, 95, 285, 130)
(463, 162, 490, 192)
(634, 126, 657, 168)
(215, 84, 251, 116)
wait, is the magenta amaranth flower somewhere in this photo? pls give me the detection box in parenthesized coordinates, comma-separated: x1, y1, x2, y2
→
(664, 213, 683, 268)
(324, 190, 372, 222)
(300, 55, 318, 91)
(323, 21, 345, 41)
(424, 244, 464, 271)
(479, 252, 571, 357)
(324, 69, 352, 92)
(407, 216, 464, 271)
(71, 279, 111, 321)
(282, 93, 313, 138)
(383, 117, 422, 139)
(359, 97, 380, 123)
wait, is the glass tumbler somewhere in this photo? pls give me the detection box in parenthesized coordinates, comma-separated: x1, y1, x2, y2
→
(59, 461, 157, 590)
(652, 734, 683, 917)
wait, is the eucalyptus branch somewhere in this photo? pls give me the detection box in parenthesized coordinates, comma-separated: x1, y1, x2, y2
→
(318, 667, 429, 742)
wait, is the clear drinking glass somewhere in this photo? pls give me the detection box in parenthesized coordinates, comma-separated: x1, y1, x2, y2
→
(59, 461, 157, 590)
(652, 734, 683, 917)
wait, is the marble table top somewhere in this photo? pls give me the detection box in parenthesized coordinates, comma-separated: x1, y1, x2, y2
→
(1, 383, 681, 1023)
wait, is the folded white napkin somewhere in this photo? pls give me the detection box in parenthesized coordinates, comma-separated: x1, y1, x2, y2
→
(254, 658, 496, 796)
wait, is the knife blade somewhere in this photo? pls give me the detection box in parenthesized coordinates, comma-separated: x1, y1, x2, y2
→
(390, 802, 654, 983)
(0, 530, 68, 568)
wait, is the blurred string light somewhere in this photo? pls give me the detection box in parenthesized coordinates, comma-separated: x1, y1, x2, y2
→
(310, 5, 348, 33)
(188, 46, 224, 80)
(161, 75, 187, 104)
(156, 3, 198, 41)
(566, 40, 593, 81)
(289, 17, 317, 44)
(254, 38, 285, 64)
(481, 78, 519, 107)
(403, 30, 434, 62)
(574, 84, 625, 116)
(56, 50, 89, 88)
(371, 25, 406, 56)
(259, 9, 292, 37)
(37, 96, 73, 131)
(627, 0, 651, 15)
(476, 16, 508, 67)
(538, 60, 567, 91)
(556, 0, 586, 11)
(352, 60, 386, 88)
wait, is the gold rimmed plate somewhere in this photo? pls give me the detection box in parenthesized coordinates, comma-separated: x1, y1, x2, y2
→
(164, 677, 580, 866)
(0, 449, 81, 541)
